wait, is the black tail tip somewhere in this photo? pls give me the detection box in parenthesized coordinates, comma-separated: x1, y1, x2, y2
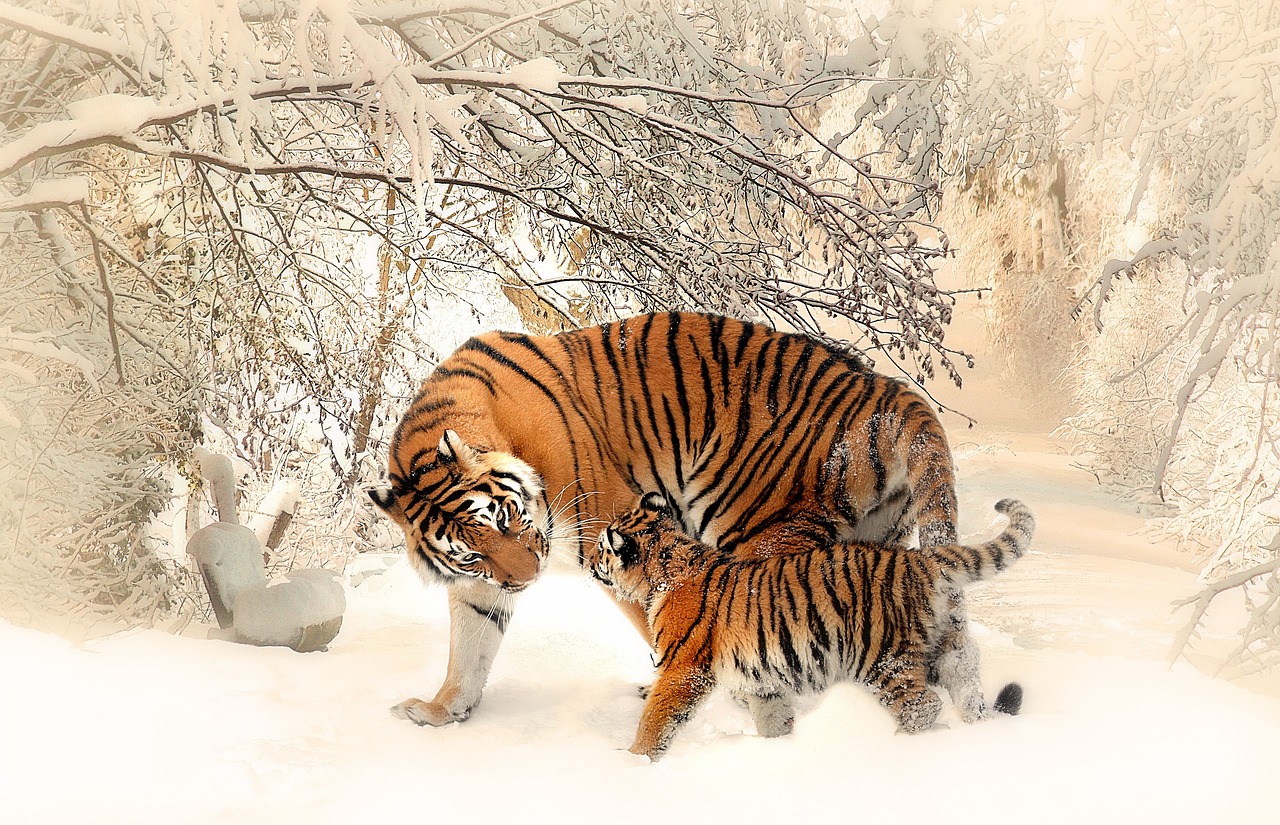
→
(994, 498, 1018, 514)
(993, 682, 1023, 716)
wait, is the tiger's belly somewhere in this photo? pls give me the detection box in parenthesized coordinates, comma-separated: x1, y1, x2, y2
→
(711, 624, 856, 698)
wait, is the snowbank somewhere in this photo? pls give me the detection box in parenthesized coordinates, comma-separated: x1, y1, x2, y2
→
(4, 432, 1279, 825)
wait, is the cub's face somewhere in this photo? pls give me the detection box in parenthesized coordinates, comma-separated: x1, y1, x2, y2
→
(587, 493, 673, 603)
(370, 429, 548, 593)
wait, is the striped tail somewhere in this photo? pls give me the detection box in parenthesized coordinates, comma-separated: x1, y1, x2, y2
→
(928, 498, 1035, 586)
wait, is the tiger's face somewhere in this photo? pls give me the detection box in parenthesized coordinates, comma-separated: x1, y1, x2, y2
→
(370, 429, 548, 593)
(588, 492, 689, 604)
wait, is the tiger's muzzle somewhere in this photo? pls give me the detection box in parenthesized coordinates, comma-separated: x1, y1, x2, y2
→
(478, 526, 548, 592)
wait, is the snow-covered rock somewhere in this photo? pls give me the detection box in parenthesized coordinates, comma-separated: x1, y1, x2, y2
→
(186, 522, 264, 629)
(186, 522, 345, 652)
(344, 553, 402, 589)
(231, 568, 346, 653)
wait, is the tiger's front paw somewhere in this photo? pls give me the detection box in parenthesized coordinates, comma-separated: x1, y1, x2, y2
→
(391, 697, 470, 727)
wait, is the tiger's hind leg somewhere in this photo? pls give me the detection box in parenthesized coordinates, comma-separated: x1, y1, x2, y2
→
(928, 586, 988, 724)
(745, 691, 796, 738)
(904, 436, 992, 722)
(842, 394, 958, 550)
(868, 655, 943, 734)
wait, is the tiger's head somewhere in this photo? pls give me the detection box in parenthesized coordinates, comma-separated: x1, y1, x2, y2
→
(588, 492, 704, 604)
(369, 429, 548, 593)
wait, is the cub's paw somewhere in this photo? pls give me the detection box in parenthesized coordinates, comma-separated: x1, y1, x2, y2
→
(895, 691, 944, 734)
(949, 688, 989, 725)
(747, 693, 795, 738)
(391, 697, 469, 727)
(756, 712, 795, 739)
(627, 743, 662, 763)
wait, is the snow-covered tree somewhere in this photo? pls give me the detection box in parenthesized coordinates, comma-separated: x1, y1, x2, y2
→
(1, 0, 975, 631)
(11, 0, 1272, 673)
(1037, 0, 1279, 673)
(870, 0, 1280, 673)
(0, 0, 969, 362)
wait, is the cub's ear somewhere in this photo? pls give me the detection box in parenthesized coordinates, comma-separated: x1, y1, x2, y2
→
(368, 487, 396, 514)
(639, 491, 670, 514)
(438, 429, 482, 473)
(616, 532, 641, 570)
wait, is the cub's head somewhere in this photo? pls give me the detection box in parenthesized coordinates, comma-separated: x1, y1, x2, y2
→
(588, 492, 694, 603)
(370, 429, 548, 593)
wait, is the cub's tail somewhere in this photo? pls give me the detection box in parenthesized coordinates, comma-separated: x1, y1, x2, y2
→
(928, 498, 1035, 587)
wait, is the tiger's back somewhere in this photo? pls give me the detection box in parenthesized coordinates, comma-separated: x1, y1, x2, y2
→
(391, 312, 957, 558)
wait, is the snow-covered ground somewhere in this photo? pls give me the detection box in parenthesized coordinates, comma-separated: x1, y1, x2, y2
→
(4, 425, 1279, 825)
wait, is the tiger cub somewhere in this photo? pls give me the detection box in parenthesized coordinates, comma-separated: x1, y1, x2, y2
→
(588, 493, 1035, 760)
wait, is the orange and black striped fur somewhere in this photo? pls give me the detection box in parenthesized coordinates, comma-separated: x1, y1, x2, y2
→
(372, 312, 963, 727)
(588, 494, 1035, 760)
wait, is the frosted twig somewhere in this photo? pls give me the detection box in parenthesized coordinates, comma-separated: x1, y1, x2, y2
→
(427, 0, 586, 69)
(1169, 550, 1280, 668)
(79, 205, 125, 386)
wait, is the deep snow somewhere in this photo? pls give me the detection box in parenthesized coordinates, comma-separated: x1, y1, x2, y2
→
(3, 426, 1279, 825)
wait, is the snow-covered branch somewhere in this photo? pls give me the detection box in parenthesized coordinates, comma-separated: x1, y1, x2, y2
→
(1170, 541, 1280, 674)
(0, 0, 982, 633)
(0, 177, 88, 212)
(0, 2, 128, 63)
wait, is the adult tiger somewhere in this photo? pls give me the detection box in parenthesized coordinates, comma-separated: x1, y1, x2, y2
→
(370, 312, 964, 727)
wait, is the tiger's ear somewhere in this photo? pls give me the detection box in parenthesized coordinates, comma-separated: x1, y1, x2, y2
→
(640, 491, 670, 514)
(615, 532, 642, 569)
(438, 429, 482, 474)
(369, 486, 398, 515)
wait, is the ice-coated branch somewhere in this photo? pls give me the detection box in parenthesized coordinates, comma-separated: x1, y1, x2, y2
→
(31, 209, 185, 377)
(0, 2, 128, 63)
(425, 0, 586, 68)
(1169, 541, 1280, 669)
(0, 63, 558, 180)
(79, 204, 125, 386)
(0, 0, 960, 375)
(0, 177, 88, 212)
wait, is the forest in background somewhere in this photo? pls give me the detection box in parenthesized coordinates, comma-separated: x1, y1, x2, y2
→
(1, 0, 1277, 677)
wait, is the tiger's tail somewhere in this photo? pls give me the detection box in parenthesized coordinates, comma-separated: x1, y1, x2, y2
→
(992, 682, 1023, 715)
(927, 498, 1035, 587)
